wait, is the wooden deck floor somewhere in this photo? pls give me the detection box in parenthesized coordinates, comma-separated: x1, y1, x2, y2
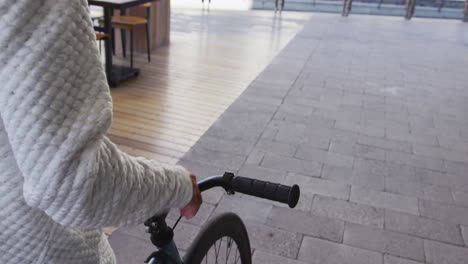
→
(108, 9, 311, 165)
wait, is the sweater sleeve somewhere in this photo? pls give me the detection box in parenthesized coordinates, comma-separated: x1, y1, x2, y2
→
(0, 0, 193, 229)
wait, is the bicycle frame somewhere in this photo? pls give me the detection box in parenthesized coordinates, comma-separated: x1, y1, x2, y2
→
(143, 172, 300, 264)
(146, 241, 183, 264)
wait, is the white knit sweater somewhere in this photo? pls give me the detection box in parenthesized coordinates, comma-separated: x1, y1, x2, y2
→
(0, 1, 194, 263)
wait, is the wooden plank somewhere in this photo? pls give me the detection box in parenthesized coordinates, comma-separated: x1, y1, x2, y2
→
(108, 134, 184, 159)
(107, 9, 312, 163)
(108, 128, 191, 153)
(111, 120, 200, 144)
(112, 111, 206, 135)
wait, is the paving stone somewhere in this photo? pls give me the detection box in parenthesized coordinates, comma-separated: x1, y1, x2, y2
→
(183, 147, 246, 171)
(167, 202, 215, 226)
(283, 96, 336, 110)
(254, 138, 297, 156)
(200, 189, 225, 205)
(252, 251, 307, 264)
(312, 195, 384, 228)
(244, 149, 265, 165)
(318, 127, 360, 145)
(358, 135, 412, 153)
(386, 129, 438, 146)
(411, 126, 461, 140)
(462, 226, 468, 246)
(116, 221, 200, 251)
(285, 173, 350, 200)
(295, 146, 354, 168)
(414, 168, 468, 191)
(330, 140, 386, 161)
(298, 236, 383, 264)
(386, 151, 445, 172)
(257, 67, 298, 86)
(355, 158, 419, 187)
(260, 124, 279, 140)
(384, 255, 424, 264)
(274, 102, 315, 119)
(384, 178, 454, 203)
(385, 210, 464, 246)
(288, 191, 314, 212)
(261, 153, 322, 177)
(289, 86, 340, 100)
(413, 143, 468, 163)
(246, 222, 302, 259)
(321, 164, 352, 181)
(454, 182, 468, 195)
(234, 85, 277, 108)
(445, 160, 468, 177)
(228, 97, 279, 114)
(238, 164, 286, 183)
(351, 187, 419, 215)
(267, 206, 345, 242)
(408, 114, 435, 129)
(335, 120, 386, 138)
(359, 108, 388, 121)
(419, 199, 468, 225)
(108, 231, 156, 264)
(386, 111, 410, 124)
(344, 222, 425, 261)
(194, 135, 254, 156)
(178, 158, 228, 178)
(275, 124, 331, 150)
(205, 112, 271, 141)
(437, 136, 468, 153)
(454, 191, 468, 207)
(360, 115, 410, 133)
(322, 164, 385, 191)
(314, 107, 362, 124)
(211, 196, 273, 224)
(242, 86, 289, 101)
(424, 240, 468, 264)
(278, 111, 336, 128)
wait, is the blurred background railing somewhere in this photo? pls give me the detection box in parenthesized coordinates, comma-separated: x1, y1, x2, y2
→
(253, 0, 467, 20)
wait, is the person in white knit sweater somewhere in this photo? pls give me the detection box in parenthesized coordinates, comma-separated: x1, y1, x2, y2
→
(0, 0, 202, 263)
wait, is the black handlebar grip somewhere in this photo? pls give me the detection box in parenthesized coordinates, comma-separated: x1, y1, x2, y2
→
(231, 176, 300, 208)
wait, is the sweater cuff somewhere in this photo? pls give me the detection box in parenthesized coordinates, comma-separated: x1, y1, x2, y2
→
(171, 165, 193, 208)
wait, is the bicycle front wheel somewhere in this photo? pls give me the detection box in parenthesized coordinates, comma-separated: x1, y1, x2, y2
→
(183, 212, 252, 264)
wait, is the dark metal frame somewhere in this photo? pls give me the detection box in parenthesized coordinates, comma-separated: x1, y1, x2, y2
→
(464, 0, 468, 22)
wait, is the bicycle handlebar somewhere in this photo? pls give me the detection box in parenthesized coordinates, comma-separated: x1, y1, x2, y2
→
(198, 172, 300, 208)
(143, 172, 300, 253)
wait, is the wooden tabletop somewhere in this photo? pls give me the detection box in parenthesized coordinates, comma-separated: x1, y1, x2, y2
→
(88, 0, 154, 9)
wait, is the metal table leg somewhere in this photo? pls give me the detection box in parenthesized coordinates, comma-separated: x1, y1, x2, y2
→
(103, 7, 114, 86)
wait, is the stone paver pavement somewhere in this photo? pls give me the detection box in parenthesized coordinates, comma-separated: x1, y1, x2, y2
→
(111, 13, 468, 263)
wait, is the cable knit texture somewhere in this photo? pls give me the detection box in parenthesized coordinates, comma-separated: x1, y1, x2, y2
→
(0, 0, 194, 263)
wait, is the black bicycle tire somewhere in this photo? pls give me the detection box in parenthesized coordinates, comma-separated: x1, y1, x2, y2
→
(183, 212, 252, 264)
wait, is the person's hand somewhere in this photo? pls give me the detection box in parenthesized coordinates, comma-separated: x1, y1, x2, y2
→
(180, 174, 202, 219)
